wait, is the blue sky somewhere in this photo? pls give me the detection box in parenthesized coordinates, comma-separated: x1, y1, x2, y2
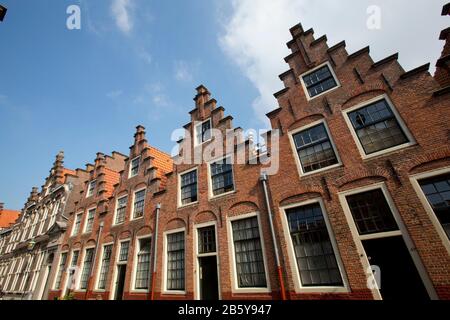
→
(0, 0, 447, 210)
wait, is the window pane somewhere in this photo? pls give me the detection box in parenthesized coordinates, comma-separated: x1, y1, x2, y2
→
(232, 217, 267, 288)
(135, 238, 152, 289)
(348, 99, 409, 155)
(54, 253, 68, 290)
(115, 196, 128, 224)
(286, 203, 343, 287)
(181, 170, 198, 205)
(293, 124, 338, 173)
(85, 209, 95, 233)
(346, 189, 399, 235)
(133, 190, 146, 219)
(119, 241, 130, 262)
(166, 232, 185, 291)
(198, 226, 216, 254)
(79, 249, 94, 290)
(211, 158, 234, 196)
(97, 245, 112, 290)
(303, 65, 338, 98)
(130, 157, 140, 176)
(419, 174, 450, 240)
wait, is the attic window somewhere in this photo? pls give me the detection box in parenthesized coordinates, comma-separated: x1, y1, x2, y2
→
(195, 119, 212, 146)
(129, 156, 141, 178)
(301, 62, 339, 99)
(86, 180, 96, 198)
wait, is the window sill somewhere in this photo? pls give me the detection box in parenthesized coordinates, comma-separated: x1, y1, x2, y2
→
(209, 190, 237, 201)
(177, 201, 199, 210)
(130, 289, 150, 294)
(162, 290, 186, 295)
(361, 142, 417, 161)
(231, 287, 271, 294)
(299, 163, 343, 178)
(130, 216, 145, 222)
(293, 286, 350, 294)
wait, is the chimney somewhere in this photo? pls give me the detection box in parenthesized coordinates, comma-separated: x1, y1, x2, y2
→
(434, 3, 450, 87)
(0, 202, 4, 212)
(134, 125, 146, 144)
(53, 150, 65, 184)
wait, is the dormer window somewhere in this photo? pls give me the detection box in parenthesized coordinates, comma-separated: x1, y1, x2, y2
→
(86, 180, 96, 198)
(129, 156, 141, 178)
(195, 119, 212, 146)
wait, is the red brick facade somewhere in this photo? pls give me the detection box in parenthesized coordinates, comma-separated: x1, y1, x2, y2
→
(3, 4, 450, 301)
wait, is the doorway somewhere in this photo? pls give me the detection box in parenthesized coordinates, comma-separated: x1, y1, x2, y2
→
(341, 186, 433, 300)
(362, 236, 429, 300)
(199, 256, 219, 300)
(114, 265, 127, 301)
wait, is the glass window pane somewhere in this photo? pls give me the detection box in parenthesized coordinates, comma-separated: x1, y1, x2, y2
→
(166, 232, 185, 291)
(232, 217, 267, 288)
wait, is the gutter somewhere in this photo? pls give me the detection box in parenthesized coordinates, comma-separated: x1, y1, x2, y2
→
(260, 173, 287, 300)
(150, 203, 161, 300)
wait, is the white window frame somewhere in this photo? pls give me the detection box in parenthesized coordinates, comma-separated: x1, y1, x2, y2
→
(129, 156, 141, 178)
(94, 242, 114, 292)
(113, 195, 128, 226)
(76, 246, 96, 292)
(193, 221, 221, 300)
(288, 119, 342, 177)
(337, 182, 438, 300)
(71, 213, 83, 237)
(52, 251, 69, 290)
(409, 166, 450, 255)
(194, 118, 212, 147)
(299, 61, 341, 101)
(130, 235, 152, 293)
(162, 228, 186, 295)
(61, 249, 80, 298)
(109, 238, 131, 300)
(130, 188, 147, 221)
(279, 198, 349, 293)
(86, 180, 97, 198)
(178, 167, 199, 208)
(207, 155, 236, 200)
(342, 94, 416, 160)
(226, 212, 271, 294)
(83, 207, 96, 234)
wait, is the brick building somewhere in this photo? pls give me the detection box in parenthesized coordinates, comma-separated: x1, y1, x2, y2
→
(2, 4, 450, 301)
(0, 152, 86, 300)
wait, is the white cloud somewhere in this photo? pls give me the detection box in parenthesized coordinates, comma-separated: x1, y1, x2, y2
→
(138, 48, 152, 64)
(174, 60, 194, 82)
(111, 0, 134, 34)
(219, 0, 447, 125)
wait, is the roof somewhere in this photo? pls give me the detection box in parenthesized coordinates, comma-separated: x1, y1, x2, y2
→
(148, 146, 173, 190)
(0, 209, 20, 229)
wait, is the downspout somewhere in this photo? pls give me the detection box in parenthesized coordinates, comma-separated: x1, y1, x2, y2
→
(84, 221, 103, 300)
(260, 173, 287, 300)
(150, 203, 161, 300)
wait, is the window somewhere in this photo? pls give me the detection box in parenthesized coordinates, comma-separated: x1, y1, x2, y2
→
(347, 98, 409, 155)
(70, 250, 80, 268)
(129, 157, 140, 177)
(79, 248, 94, 290)
(180, 169, 198, 206)
(198, 226, 216, 254)
(286, 203, 343, 287)
(84, 209, 95, 233)
(97, 245, 112, 290)
(72, 214, 82, 236)
(119, 241, 130, 262)
(166, 232, 185, 291)
(195, 119, 212, 145)
(231, 217, 267, 288)
(302, 63, 338, 98)
(115, 196, 128, 225)
(54, 252, 68, 290)
(135, 238, 152, 290)
(419, 174, 450, 240)
(210, 157, 234, 197)
(346, 189, 399, 235)
(292, 122, 339, 174)
(133, 190, 146, 219)
(87, 180, 96, 197)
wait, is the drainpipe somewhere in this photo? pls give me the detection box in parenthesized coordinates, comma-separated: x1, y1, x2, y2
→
(84, 221, 103, 300)
(260, 173, 287, 300)
(150, 204, 161, 300)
